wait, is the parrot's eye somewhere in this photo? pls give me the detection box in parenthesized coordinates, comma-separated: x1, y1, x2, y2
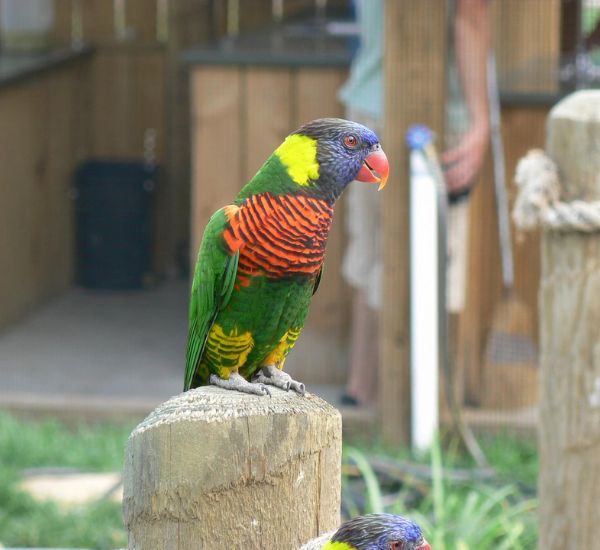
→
(343, 134, 359, 149)
(389, 542, 403, 550)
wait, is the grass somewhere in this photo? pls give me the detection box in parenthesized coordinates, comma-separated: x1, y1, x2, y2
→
(0, 411, 134, 549)
(342, 433, 539, 550)
(0, 411, 539, 550)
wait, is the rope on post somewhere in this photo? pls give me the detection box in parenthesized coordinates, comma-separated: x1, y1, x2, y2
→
(513, 149, 600, 232)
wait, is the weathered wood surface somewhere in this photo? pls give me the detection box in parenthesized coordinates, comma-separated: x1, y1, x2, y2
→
(492, 0, 560, 94)
(538, 90, 600, 550)
(0, 62, 90, 329)
(381, 0, 447, 445)
(461, 106, 548, 408)
(123, 387, 342, 550)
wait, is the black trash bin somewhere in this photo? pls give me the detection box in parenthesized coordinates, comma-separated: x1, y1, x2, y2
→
(75, 160, 157, 290)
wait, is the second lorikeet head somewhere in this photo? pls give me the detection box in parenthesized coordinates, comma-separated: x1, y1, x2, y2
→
(276, 118, 389, 202)
(328, 513, 431, 550)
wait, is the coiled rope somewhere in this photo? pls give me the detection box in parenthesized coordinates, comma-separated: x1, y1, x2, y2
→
(513, 149, 600, 232)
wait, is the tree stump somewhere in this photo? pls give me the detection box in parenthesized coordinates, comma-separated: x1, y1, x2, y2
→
(123, 387, 342, 550)
(539, 90, 600, 550)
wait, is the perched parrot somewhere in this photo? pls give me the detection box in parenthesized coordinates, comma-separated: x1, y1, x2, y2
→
(299, 513, 431, 550)
(184, 118, 389, 395)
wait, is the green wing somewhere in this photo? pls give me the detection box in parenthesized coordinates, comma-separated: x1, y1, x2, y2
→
(312, 265, 323, 295)
(184, 207, 240, 391)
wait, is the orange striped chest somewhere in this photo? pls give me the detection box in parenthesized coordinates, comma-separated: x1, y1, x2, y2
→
(223, 192, 333, 280)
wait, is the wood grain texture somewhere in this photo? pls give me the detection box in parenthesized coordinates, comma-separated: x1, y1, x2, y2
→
(123, 387, 342, 549)
(126, 0, 159, 43)
(492, 0, 560, 94)
(539, 91, 600, 550)
(51, 0, 72, 46)
(244, 69, 293, 182)
(81, 0, 115, 45)
(166, 0, 214, 272)
(0, 63, 90, 329)
(460, 106, 548, 407)
(380, 0, 447, 445)
(91, 50, 166, 161)
(190, 67, 242, 260)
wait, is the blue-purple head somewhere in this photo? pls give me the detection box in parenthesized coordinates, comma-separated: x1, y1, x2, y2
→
(291, 118, 389, 202)
(330, 513, 431, 550)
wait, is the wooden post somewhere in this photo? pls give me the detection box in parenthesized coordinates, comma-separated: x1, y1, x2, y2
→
(381, 0, 447, 446)
(538, 90, 600, 550)
(123, 387, 342, 549)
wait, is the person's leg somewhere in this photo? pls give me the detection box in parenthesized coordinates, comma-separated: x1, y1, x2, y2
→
(343, 289, 379, 406)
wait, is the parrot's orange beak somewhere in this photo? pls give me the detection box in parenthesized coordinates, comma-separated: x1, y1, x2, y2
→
(355, 148, 389, 190)
(417, 540, 432, 550)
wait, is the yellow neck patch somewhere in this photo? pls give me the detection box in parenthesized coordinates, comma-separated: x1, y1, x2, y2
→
(275, 134, 319, 186)
(321, 542, 354, 550)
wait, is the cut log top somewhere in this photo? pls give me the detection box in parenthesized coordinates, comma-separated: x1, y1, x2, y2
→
(131, 386, 340, 434)
(547, 90, 600, 201)
(123, 387, 342, 550)
(550, 89, 600, 122)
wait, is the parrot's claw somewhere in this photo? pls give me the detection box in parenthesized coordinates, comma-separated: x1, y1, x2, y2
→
(252, 365, 306, 396)
(209, 373, 271, 396)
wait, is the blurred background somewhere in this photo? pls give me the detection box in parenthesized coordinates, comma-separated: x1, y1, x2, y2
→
(0, 0, 598, 548)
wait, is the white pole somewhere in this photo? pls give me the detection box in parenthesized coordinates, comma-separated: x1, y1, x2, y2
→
(408, 127, 441, 452)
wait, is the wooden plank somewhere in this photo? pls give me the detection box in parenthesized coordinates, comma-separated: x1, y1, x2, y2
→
(126, 0, 160, 43)
(243, 69, 293, 182)
(0, 83, 39, 324)
(492, 0, 560, 94)
(91, 49, 167, 273)
(459, 157, 499, 405)
(502, 106, 547, 341)
(0, 64, 89, 329)
(239, 0, 277, 32)
(34, 70, 75, 297)
(90, 51, 134, 157)
(82, 0, 115, 44)
(51, 0, 73, 46)
(165, 0, 215, 275)
(560, 0, 581, 82)
(538, 91, 600, 550)
(91, 50, 166, 161)
(460, 105, 548, 407)
(190, 67, 242, 260)
(381, 0, 447, 445)
(295, 68, 347, 123)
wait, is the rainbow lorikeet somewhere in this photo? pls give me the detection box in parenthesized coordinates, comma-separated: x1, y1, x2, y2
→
(300, 513, 431, 550)
(184, 118, 389, 395)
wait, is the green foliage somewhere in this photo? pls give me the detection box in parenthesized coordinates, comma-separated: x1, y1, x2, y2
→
(477, 432, 538, 488)
(343, 447, 384, 514)
(0, 480, 125, 549)
(0, 411, 134, 472)
(342, 437, 538, 550)
(0, 411, 133, 549)
(0, 411, 539, 550)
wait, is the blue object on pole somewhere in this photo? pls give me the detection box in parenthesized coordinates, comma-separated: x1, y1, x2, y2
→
(406, 124, 433, 150)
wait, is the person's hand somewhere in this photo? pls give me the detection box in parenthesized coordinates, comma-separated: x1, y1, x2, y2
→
(441, 120, 489, 196)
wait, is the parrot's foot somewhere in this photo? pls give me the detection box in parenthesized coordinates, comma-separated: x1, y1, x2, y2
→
(252, 365, 306, 395)
(209, 372, 271, 396)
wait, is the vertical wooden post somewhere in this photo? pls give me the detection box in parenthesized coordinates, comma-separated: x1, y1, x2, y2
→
(123, 387, 342, 550)
(538, 90, 600, 550)
(381, 0, 447, 446)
